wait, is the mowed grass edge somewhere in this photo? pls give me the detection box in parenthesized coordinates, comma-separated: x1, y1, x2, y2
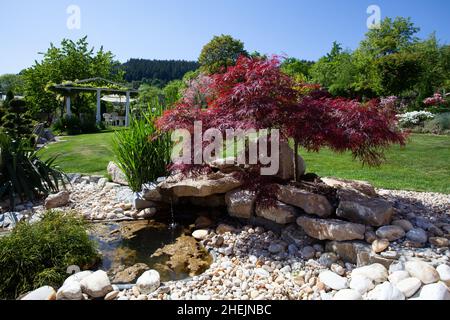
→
(39, 133, 450, 194)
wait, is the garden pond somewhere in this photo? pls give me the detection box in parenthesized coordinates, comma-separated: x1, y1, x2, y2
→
(89, 215, 213, 284)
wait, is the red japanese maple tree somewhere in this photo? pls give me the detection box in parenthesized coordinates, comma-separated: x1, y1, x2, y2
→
(157, 55, 407, 176)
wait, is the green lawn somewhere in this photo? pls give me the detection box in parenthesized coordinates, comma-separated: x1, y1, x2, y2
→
(39, 130, 117, 176)
(302, 134, 450, 194)
(39, 133, 450, 194)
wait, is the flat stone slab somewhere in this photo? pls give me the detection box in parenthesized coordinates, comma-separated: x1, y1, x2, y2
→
(255, 201, 298, 224)
(276, 185, 333, 217)
(297, 216, 366, 241)
(158, 172, 242, 198)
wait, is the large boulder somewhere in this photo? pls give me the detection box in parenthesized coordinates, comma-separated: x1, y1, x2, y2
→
(325, 241, 371, 264)
(276, 141, 306, 181)
(281, 224, 314, 248)
(225, 189, 256, 219)
(56, 281, 83, 300)
(349, 275, 375, 295)
(337, 200, 393, 227)
(405, 261, 440, 284)
(318, 271, 348, 290)
(0, 212, 24, 229)
(207, 157, 246, 174)
(63, 271, 93, 286)
(396, 277, 422, 298)
(436, 264, 450, 286)
(79, 270, 113, 298)
(367, 282, 405, 300)
(333, 289, 363, 300)
(276, 185, 333, 217)
(21, 286, 56, 300)
(136, 270, 160, 294)
(352, 263, 389, 283)
(107, 161, 128, 186)
(158, 172, 242, 198)
(297, 216, 365, 241)
(255, 201, 298, 224)
(406, 228, 428, 244)
(132, 192, 157, 210)
(419, 282, 450, 300)
(142, 182, 163, 202)
(376, 225, 405, 241)
(44, 191, 70, 209)
(112, 263, 150, 284)
(356, 250, 396, 269)
(336, 191, 393, 227)
(43, 129, 55, 142)
(391, 219, 414, 232)
(321, 177, 377, 197)
(192, 229, 209, 240)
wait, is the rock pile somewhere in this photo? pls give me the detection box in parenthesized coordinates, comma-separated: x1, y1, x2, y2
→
(6, 148, 449, 301)
(19, 221, 450, 300)
(22, 269, 162, 301)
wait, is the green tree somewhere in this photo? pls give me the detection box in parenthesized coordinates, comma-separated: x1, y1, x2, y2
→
(22, 36, 123, 122)
(310, 17, 443, 101)
(182, 69, 201, 84)
(360, 17, 420, 57)
(163, 80, 185, 108)
(198, 35, 247, 74)
(281, 58, 314, 82)
(135, 84, 163, 113)
(410, 35, 449, 101)
(0, 74, 24, 95)
(310, 43, 359, 96)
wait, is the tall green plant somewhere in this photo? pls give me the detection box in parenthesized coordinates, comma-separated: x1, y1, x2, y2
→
(112, 104, 172, 192)
(0, 211, 99, 299)
(0, 133, 66, 209)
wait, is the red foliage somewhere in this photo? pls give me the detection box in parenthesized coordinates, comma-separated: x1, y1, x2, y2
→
(206, 56, 298, 131)
(157, 55, 407, 171)
(285, 97, 406, 165)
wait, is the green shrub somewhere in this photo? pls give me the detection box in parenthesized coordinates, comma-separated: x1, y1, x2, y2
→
(79, 114, 101, 134)
(0, 133, 66, 209)
(52, 115, 81, 135)
(52, 114, 101, 135)
(112, 105, 172, 192)
(423, 112, 450, 134)
(1, 98, 34, 142)
(0, 211, 99, 299)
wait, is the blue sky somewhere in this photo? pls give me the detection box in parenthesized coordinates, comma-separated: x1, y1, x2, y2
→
(1, 0, 450, 74)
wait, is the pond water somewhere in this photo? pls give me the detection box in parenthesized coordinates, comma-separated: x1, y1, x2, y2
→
(89, 216, 212, 283)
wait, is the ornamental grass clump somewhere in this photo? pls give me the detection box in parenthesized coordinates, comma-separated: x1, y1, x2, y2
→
(0, 211, 99, 299)
(112, 105, 172, 192)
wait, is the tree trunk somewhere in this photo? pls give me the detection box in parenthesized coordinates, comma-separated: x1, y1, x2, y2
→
(293, 140, 299, 182)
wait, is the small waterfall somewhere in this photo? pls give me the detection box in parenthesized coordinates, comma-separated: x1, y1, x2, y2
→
(168, 197, 178, 228)
(168, 198, 178, 243)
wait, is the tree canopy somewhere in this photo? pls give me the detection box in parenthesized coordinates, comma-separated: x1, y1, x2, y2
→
(0, 74, 24, 95)
(198, 34, 248, 74)
(308, 17, 450, 109)
(22, 36, 123, 121)
(158, 56, 406, 174)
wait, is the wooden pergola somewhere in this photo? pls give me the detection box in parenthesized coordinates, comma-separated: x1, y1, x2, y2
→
(50, 77, 138, 126)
